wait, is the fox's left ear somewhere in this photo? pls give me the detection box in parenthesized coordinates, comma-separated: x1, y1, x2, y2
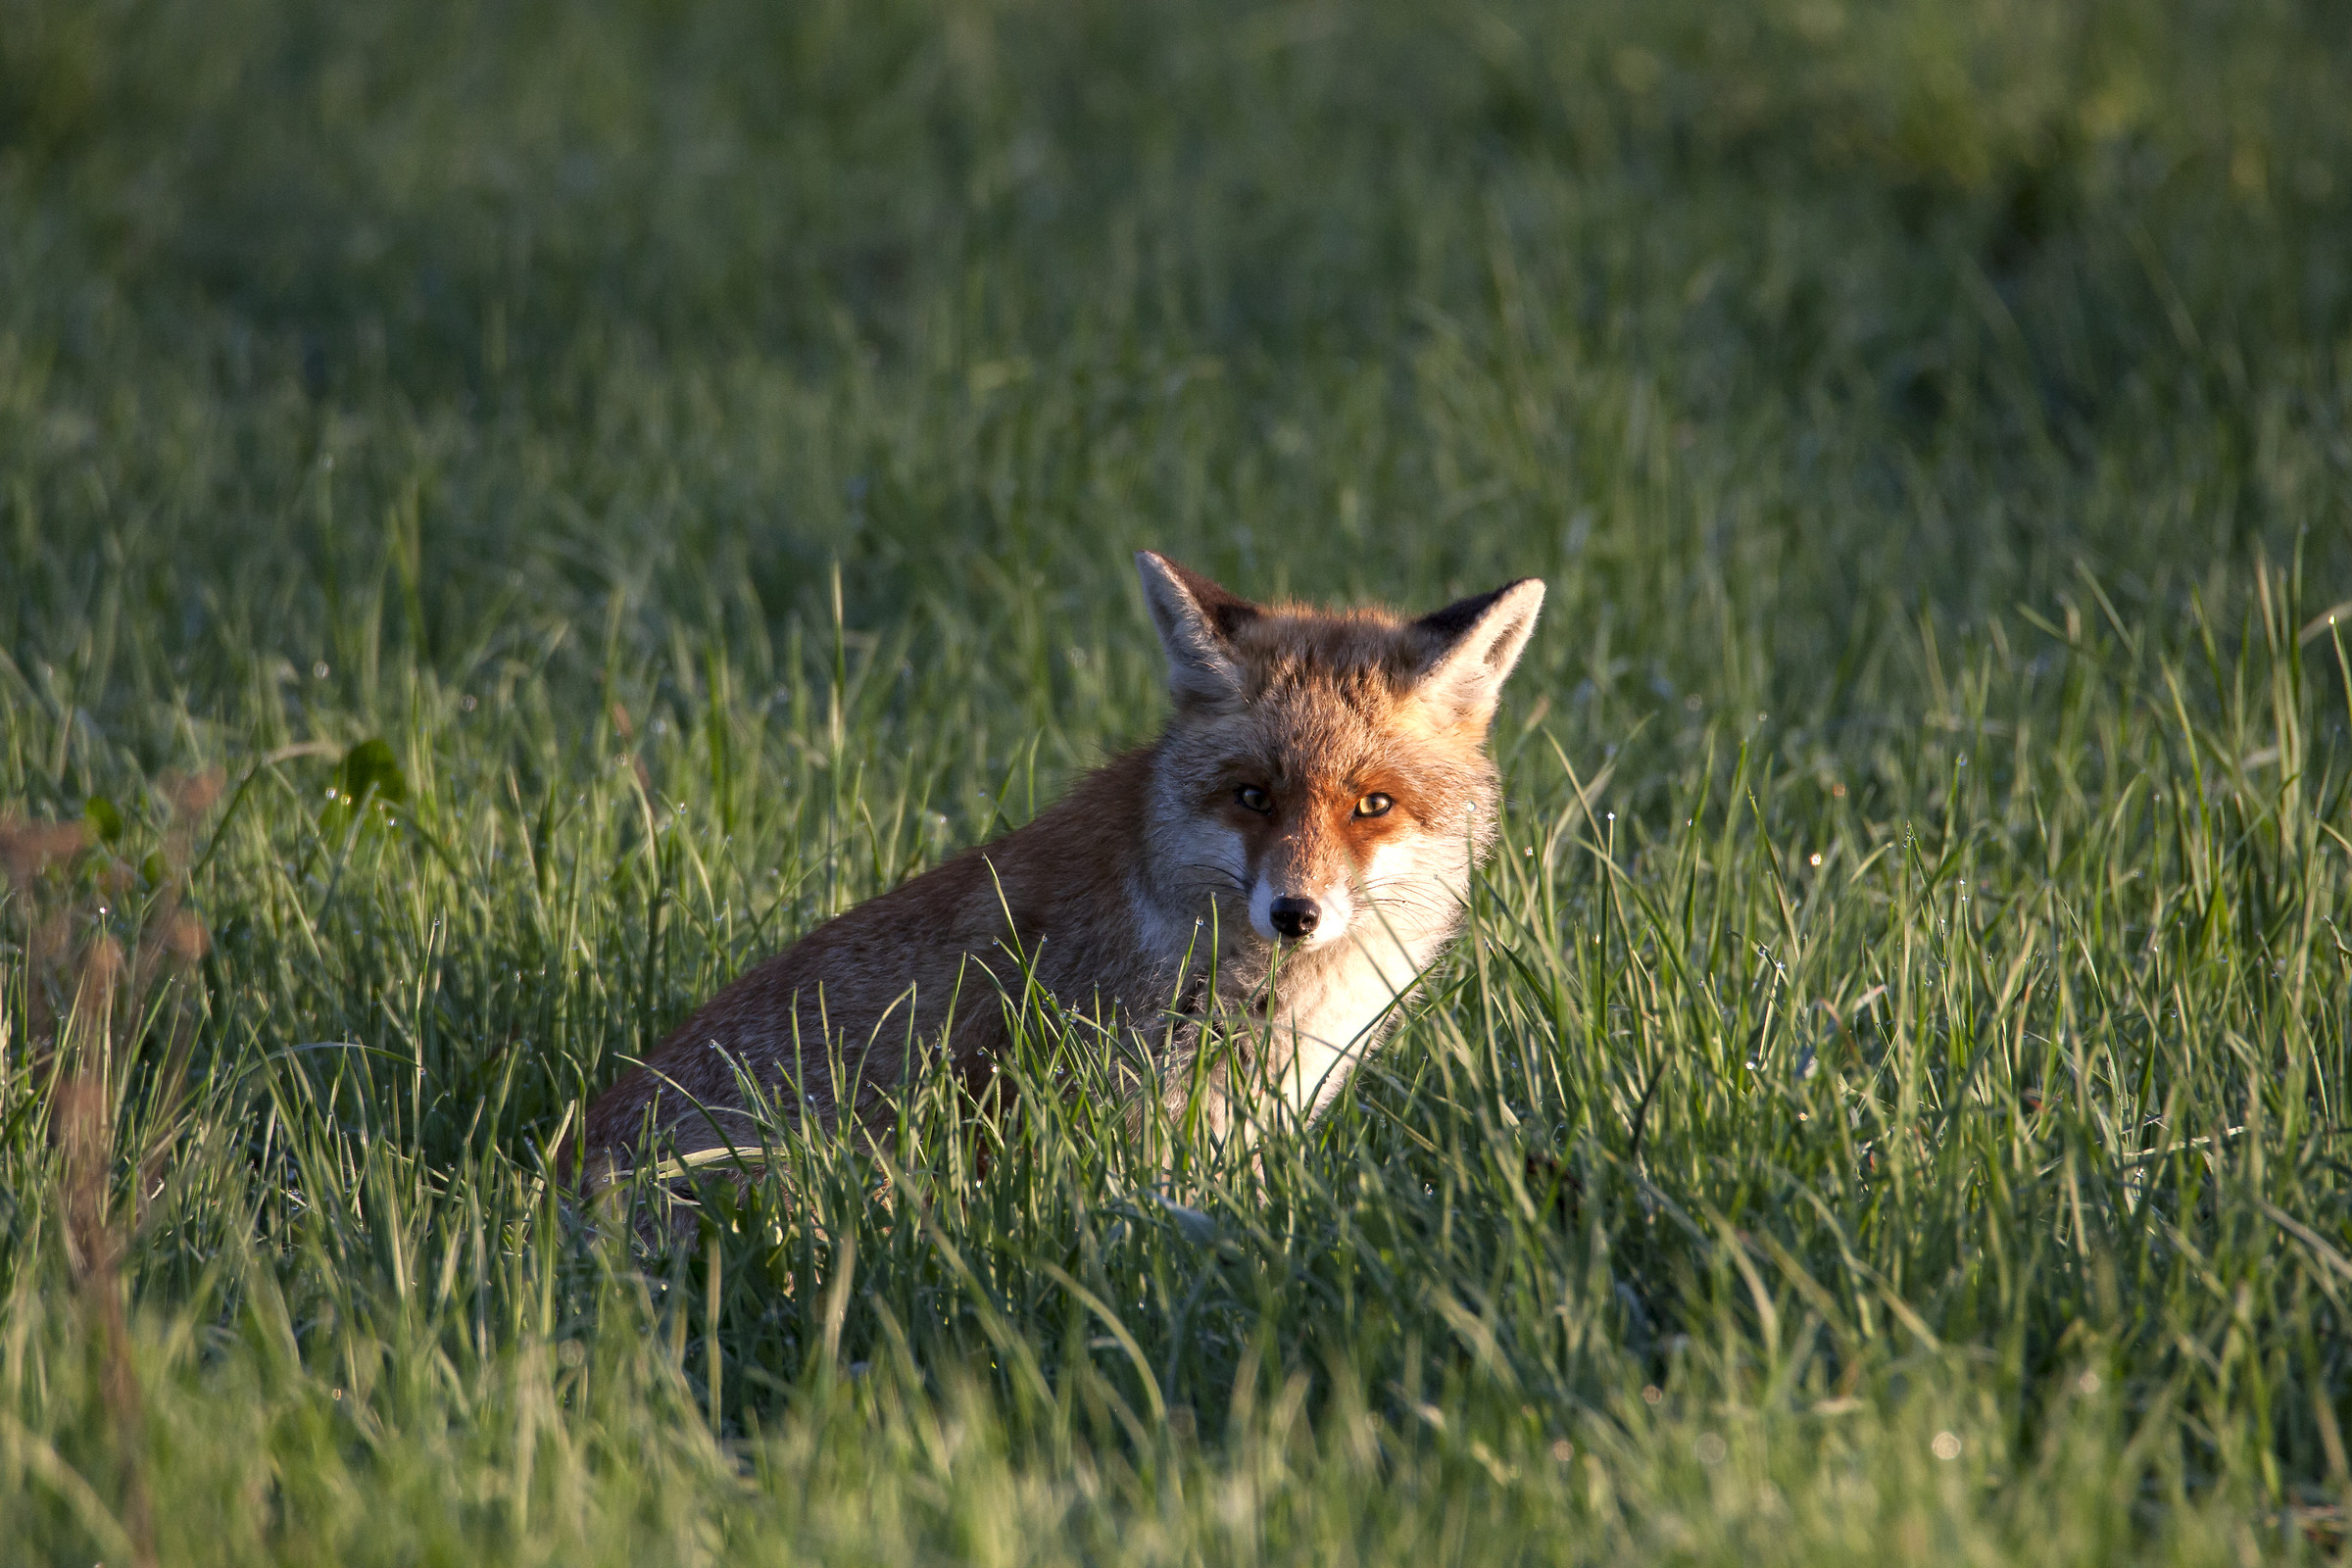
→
(1409, 578, 1546, 728)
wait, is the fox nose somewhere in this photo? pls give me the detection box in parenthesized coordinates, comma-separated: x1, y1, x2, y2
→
(1268, 897, 1320, 941)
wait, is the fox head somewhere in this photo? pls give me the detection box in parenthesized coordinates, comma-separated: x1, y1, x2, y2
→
(1133, 552, 1544, 968)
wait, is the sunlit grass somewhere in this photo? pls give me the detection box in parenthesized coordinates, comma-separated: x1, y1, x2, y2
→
(3, 0, 2350, 1561)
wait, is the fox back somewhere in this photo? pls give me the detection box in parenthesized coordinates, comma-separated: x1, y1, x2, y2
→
(579, 553, 1544, 1171)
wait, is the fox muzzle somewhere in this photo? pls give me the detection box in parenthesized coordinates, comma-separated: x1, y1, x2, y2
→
(1267, 897, 1320, 941)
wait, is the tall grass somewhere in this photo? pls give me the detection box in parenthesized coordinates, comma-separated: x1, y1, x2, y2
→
(3, 0, 2350, 1560)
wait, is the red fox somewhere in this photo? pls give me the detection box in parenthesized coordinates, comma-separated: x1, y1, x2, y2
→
(577, 553, 1544, 1175)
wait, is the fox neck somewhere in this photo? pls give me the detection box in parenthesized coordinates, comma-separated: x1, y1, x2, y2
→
(1123, 882, 1465, 1127)
(1249, 919, 1456, 1120)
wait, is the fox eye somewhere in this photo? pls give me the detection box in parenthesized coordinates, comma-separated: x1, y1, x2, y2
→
(1237, 785, 1273, 814)
(1354, 793, 1395, 818)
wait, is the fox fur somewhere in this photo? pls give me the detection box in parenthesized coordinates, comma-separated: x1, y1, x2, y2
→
(577, 553, 1544, 1174)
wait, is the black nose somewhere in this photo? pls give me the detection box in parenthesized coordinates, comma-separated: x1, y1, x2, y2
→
(1268, 897, 1320, 940)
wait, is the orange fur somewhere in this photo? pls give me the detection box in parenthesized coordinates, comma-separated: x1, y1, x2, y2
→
(577, 554, 1544, 1172)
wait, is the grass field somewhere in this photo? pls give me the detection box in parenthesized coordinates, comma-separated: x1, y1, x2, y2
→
(5, 0, 2352, 1560)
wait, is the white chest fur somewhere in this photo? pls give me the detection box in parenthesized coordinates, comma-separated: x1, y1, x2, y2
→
(1253, 918, 1454, 1123)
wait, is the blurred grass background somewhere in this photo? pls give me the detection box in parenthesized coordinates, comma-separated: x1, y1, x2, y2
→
(3, 0, 2351, 1561)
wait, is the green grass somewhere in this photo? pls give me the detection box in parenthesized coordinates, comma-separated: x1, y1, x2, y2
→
(4, 0, 2352, 1560)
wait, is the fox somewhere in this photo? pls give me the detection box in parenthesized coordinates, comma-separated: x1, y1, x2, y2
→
(575, 552, 1544, 1178)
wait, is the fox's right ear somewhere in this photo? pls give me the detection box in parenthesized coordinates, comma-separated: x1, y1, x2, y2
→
(1137, 552, 1256, 705)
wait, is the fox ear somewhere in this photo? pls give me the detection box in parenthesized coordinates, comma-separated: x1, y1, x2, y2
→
(1137, 552, 1257, 705)
(1410, 577, 1546, 728)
